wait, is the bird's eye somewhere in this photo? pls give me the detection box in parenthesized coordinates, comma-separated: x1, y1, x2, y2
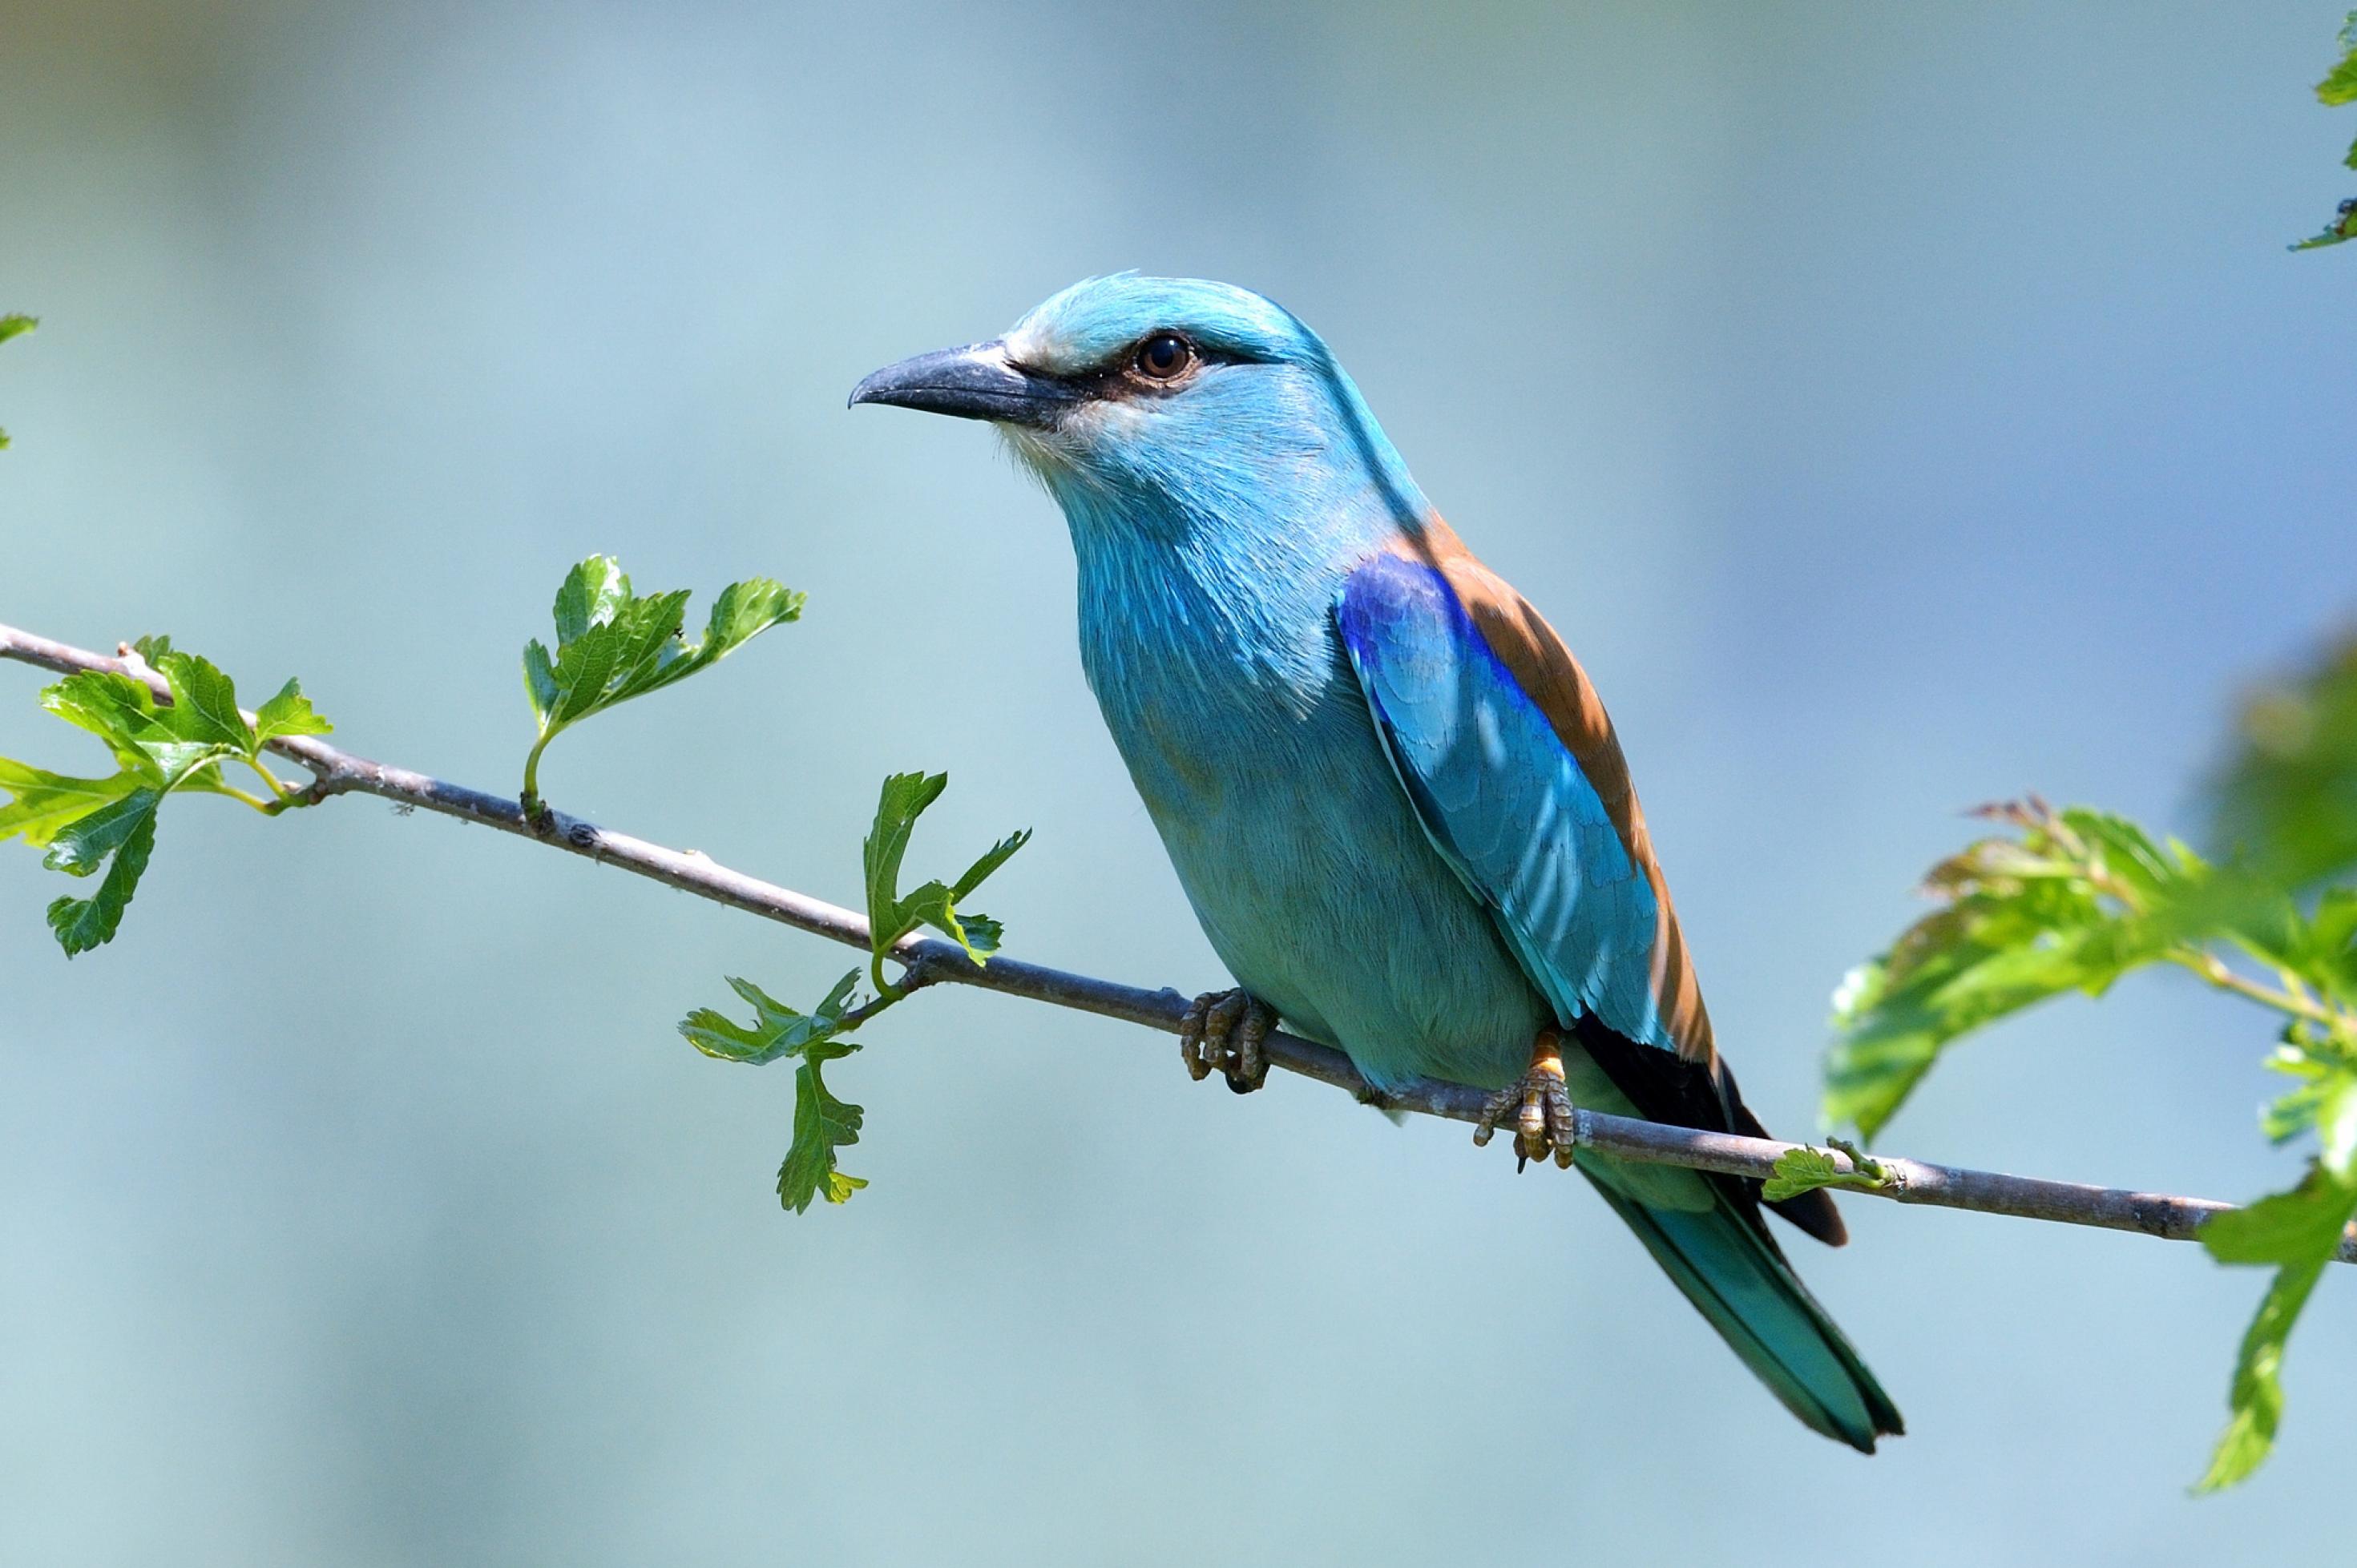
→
(1133, 333, 1194, 382)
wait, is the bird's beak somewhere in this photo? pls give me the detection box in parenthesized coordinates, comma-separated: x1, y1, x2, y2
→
(848, 339, 1082, 428)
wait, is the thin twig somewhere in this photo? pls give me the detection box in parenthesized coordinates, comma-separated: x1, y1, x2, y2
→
(4, 619, 2350, 1264)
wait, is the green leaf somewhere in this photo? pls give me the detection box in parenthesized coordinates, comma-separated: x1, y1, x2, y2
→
(2320, 1076, 2357, 1179)
(1762, 1140, 1888, 1203)
(676, 971, 874, 1214)
(2057, 808, 2187, 904)
(522, 639, 560, 722)
(2205, 880, 2357, 1010)
(547, 587, 690, 728)
(2290, 207, 2356, 251)
(861, 772, 1031, 982)
(553, 555, 632, 644)
(2195, 1260, 2328, 1492)
(679, 971, 862, 1066)
(2200, 1164, 2357, 1267)
(44, 801, 159, 956)
(2258, 1032, 2357, 1153)
(780, 1043, 868, 1213)
(253, 679, 333, 743)
(952, 828, 1032, 902)
(2295, 18, 2357, 247)
(0, 760, 141, 848)
(2214, 635, 2357, 888)
(2190, 1151, 2357, 1489)
(519, 556, 803, 802)
(1763, 1147, 1842, 1203)
(42, 786, 163, 876)
(2318, 14, 2357, 106)
(862, 771, 947, 929)
(1824, 800, 2202, 1136)
(2, 642, 331, 953)
(41, 671, 174, 777)
(2301, 889, 2357, 1007)
(889, 862, 1024, 969)
(625, 578, 807, 703)
(155, 650, 255, 749)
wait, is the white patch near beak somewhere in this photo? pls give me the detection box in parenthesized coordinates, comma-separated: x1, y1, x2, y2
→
(999, 318, 1048, 369)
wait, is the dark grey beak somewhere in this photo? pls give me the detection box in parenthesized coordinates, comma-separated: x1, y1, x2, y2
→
(848, 339, 1081, 428)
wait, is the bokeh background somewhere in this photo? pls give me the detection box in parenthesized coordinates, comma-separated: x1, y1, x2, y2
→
(2, 3, 2352, 1562)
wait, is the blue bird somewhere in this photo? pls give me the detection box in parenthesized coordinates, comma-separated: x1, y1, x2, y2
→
(852, 275, 1902, 1450)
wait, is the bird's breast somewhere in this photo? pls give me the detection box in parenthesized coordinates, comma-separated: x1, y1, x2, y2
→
(1072, 546, 1546, 1089)
(1072, 538, 1342, 804)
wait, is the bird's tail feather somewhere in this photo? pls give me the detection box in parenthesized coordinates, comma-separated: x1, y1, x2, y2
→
(1582, 1171, 1904, 1451)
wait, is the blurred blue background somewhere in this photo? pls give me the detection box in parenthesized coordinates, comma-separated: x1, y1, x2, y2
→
(2, 2, 2352, 1562)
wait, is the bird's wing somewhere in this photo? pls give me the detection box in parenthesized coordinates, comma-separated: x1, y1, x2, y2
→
(1334, 519, 1712, 1069)
(1334, 525, 1896, 1445)
(1335, 519, 1855, 1262)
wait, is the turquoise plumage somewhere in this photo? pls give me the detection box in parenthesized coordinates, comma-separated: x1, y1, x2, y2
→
(1337, 552, 1669, 1051)
(851, 274, 1902, 1450)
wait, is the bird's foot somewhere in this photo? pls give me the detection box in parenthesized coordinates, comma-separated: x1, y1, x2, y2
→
(1473, 1028, 1576, 1170)
(1178, 988, 1276, 1094)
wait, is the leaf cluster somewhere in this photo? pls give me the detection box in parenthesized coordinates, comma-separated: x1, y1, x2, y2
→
(681, 972, 871, 1211)
(520, 555, 802, 810)
(862, 771, 1031, 994)
(1829, 635, 2357, 1487)
(2294, 13, 2357, 249)
(510, 558, 1035, 1215)
(1825, 800, 2218, 1139)
(0, 638, 329, 953)
(676, 772, 1027, 1213)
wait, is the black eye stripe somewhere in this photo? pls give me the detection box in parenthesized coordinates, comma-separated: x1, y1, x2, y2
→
(1008, 337, 1255, 406)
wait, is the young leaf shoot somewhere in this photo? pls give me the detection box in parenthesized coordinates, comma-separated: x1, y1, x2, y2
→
(520, 555, 803, 813)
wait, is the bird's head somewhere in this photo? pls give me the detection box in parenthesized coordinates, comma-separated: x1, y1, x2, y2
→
(851, 274, 1425, 545)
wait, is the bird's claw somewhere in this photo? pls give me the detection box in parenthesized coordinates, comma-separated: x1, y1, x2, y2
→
(1179, 988, 1275, 1094)
(1474, 1030, 1576, 1169)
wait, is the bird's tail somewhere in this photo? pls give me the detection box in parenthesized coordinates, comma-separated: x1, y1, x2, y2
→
(1560, 1022, 1902, 1449)
(1580, 1167, 1903, 1451)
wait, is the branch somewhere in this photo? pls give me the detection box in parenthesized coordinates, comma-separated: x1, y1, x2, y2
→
(5, 618, 2350, 1264)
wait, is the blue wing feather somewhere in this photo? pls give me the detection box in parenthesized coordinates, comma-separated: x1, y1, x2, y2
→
(1336, 553, 1670, 1050)
(1338, 555, 1900, 1450)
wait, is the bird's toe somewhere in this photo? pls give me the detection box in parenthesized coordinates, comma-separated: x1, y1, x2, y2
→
(1223, 996, 1273, 1094)
(1178, 988, 1277, 1093)
(1178, 993, 1215, 1082)
(1475, 1028, 1577, 1170)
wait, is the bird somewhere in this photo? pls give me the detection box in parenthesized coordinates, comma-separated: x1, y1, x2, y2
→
(850, 274, 1902, 1450)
